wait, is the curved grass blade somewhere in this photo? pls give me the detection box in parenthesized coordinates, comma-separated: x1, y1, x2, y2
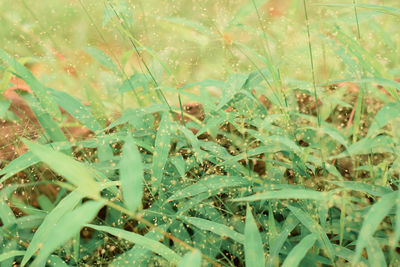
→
(367, 102, 400, 138)
(288, 205, 335, 261)
(85, 46, 122, 77)
(0, 152, 39, 184)
(109, 224, 170, 266)
(366, 237, 386, 267)
(21, 191, 83, 266)
(281, 233, 318, 267)
(232, 189, 328, 202)
(216, 73, 249, 111)
(0, 251, 25, 262)
(353, 191, 397, 263)
(50, 89, 102, 133)
(24, 140, 101, 199)
(31, 200, 104, 267)
(328, 181, 392, 196)
(244, 206, 265, 267)
(168, 175, 249, 201)
(87, 224, 182, 264)
(178, 249, 202, 267)
(0, 48, 61, 120)
(120, 135, 143, 213)
(179, 216, 244, 244)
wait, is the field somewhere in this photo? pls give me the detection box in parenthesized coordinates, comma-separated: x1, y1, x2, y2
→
(1, 0, 400, 266)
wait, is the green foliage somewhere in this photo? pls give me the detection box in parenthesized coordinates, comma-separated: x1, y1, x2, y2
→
(1, 0, 400, 266)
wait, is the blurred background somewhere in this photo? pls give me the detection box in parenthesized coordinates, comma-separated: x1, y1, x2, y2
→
(1, 0, 399, 107)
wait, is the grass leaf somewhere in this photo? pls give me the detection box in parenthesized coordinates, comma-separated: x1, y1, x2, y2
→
(168, 175, 249, 201)
(281, 233, 318, 267)
(120, 135, 144, 213)
(24, 140, 100, 199)
(178, 249, 202, 267)
(244, 206, 265, 267)
(179, 216, 245, 243)
(87, 224, 182, 264)
(152, 113, 171, 192)
(232, 189, 328, 202)
(31, 200, 104, 267)
(0, 48, 61, 120)
(353, 191, 397, 263)
(20, 191, 83, 266)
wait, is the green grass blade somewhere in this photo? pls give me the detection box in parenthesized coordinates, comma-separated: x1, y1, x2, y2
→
(281, 233, 318, 267)
(85, 46, 122, 77)
(168, 176, 249, 201)
(353, 191, 397, 263)
(367, 102, 400, 138)
(288, 205, 335, 260)
(120, 135, 144, 213)
(179, 216, 245, 244)
(328, 181, 392, 197)
(232, 189, 328, 202)
(50, 89, 102, 133)
(0, 251, 26, 262)
(151, 113, 171, 192)
(216, 73, 249, 111)
(0, 48, 61, 120)
(23, 140, 100, 199)
(31, 200, 104, 267)
(178, 249, 202, 267)
(267, 213, 299, 267)
(109, 224, 170, 266)
(366, 238, 387, 267)
(244, 206, 265, 267)
(21, 191, 83, 266)
(87, 224, 182, 264)
(0, 152, 39, 184)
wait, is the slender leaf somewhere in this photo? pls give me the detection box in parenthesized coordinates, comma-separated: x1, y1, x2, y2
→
(120, 135, 144, 213)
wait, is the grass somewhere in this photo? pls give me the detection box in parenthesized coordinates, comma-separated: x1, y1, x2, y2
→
(1, 0, 400, 266)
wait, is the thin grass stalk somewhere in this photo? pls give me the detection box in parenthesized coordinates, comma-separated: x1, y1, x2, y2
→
(79, 0, 143, 107)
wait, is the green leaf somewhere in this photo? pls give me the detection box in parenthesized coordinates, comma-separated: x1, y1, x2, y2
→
(367, 102, 400, 137)
(87, 224, 182, 264)
(50, 89, 102, 133)
(178, 249, 202, 267)
(168, 175, 249, 201)
(366, 238, 386, 267)
(21, 191, 83, 266)
(232, 189, 329, 202)
(0, 251, 25, 262)
(31, 200, 104, 267)
(0, 49, 61, 120)
(85, 46, 121, 76)
(267, 213, 299, 267)
(24, 140, 100, 199)
(281, 233, 318, 267)
(216, 73, 249, 110)
(244, 206, 265, 267)
(120, 135, 144, 213)
(152, 113, 171, 192)
(329, 181, 392, 196)
(109, 224, 170, 266)
(179, 216, 245, 243)
(288, 205, 335, 260)
(353, 191, 397, 263)
(0, 152, 39, 184)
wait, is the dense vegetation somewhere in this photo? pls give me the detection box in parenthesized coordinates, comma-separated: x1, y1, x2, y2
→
(1, 0, 400, 266)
